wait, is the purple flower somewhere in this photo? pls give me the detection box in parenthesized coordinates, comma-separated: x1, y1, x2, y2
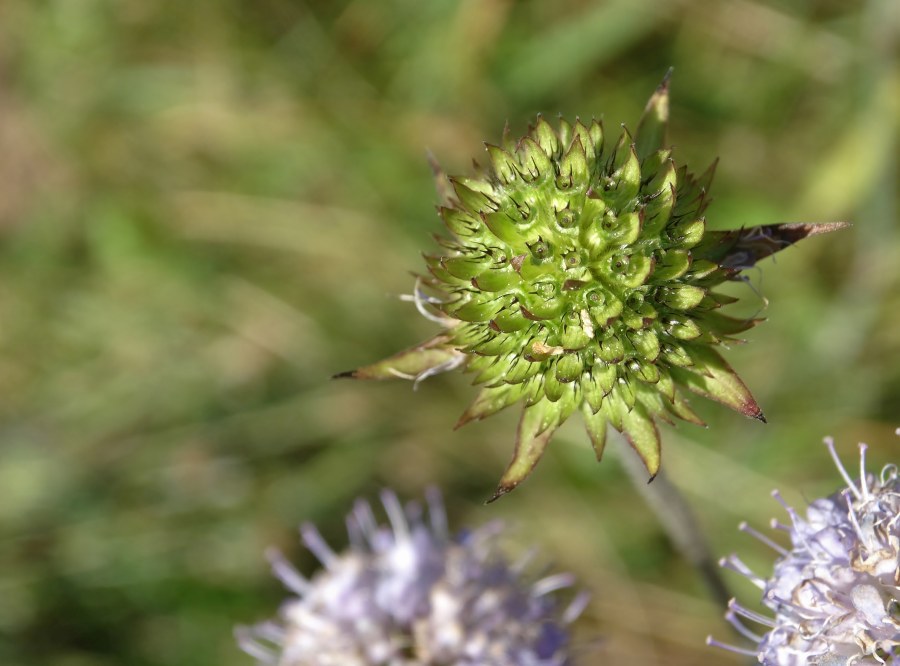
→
(709, 431, 900, 665)
(237, 489, 588, 665)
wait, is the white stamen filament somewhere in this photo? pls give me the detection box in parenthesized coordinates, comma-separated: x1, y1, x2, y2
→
(399, 277, 450, 325)
(425, 486, 447, 539)
(706, 635, 758, 656)
(739, 520, 788, 556)
(266, 547, 310, 595)
(563, 591, 591, 625)
(531, 573, 575, 597)
(412, 353, 466, 390)
(859, 443, 870, 501)
(352, 499, 378, 546)
(719, 554, 765, 589)
(728, 599, 776, 627)
(725, 609, 764, 642)
(386, 368, 417, 380)
(235, 627, 278, 663)
(825, 436, 861, 500)
(253, 621, 286, 642)
(770, 518, 792, 532)
(771, 490, 814, 551)
(842, 489, 867, 544)
(380, 489, 410, 542)
(300, 523, 337, 568)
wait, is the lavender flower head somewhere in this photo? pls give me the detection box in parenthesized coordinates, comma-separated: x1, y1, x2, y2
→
(237, 489, 588, 666)
(709, 431, 900, 665)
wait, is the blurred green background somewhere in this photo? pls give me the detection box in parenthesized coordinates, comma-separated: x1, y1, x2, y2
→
(0, 0, 897, 664)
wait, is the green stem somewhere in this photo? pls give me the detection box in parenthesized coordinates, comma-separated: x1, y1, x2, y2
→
(616, 437, 731, 608)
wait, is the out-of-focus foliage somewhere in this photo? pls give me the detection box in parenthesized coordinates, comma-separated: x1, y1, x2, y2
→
(0, 1, 896, 664)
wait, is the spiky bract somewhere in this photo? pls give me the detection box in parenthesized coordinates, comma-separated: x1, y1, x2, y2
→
(340, 74, 845, 499)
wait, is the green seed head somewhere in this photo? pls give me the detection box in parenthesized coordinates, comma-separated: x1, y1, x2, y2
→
(340, 74, 847, 501)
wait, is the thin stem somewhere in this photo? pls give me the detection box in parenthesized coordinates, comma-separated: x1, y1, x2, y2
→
(615, 436, 732, 608)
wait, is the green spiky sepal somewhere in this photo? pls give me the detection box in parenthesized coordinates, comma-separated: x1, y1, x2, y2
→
(339, 74, 846, 501)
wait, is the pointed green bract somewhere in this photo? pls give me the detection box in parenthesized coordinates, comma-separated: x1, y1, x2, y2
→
(489, 400, 560, 503)
(455, 383, 531, 429)
(669, 345, 765, 422)
(635, 68, 671, 162)
(621, 402, 661, 478)
(339, 74, 846, 497)
(581, 403, 608, 461)
(336, 334, 463, 382)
